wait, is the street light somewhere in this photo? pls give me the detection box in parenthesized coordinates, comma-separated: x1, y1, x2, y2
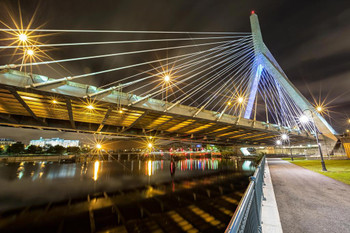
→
(18, 33, 28, 42)
(27, 49, 34, 56)
(164, 75, 170, 82)
(281, 133, 293, 161)
(316, 106, 323, 113)
(299, 109, 327, 171)
(87, 104, 94, 110)
(281, 134, 288, 140)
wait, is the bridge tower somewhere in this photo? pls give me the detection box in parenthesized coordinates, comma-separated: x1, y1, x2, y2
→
(244, 12, 338, 143)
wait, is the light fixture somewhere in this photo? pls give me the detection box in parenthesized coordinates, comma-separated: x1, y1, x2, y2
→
(18, 34, 28, 42)
(27, 49, 34, 56)
(96, 144, 102, 149)
(316, 106, 323, 112)
(276, 140, 282, 145)
(148, 143, 153, 148)
(281, 134, 288, 140)
(52, 99, 58, 104)
(237, 97, 244, 104)
(87, 104, 94, 110)
(299, 115, 309, 123)
(227, 101, 232, 106)
(164, 75, 170, 82)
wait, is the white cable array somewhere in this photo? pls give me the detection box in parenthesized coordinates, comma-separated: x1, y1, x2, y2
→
(0, 36, 248, 49)
(2, 40, 235, 69)
(0, 28, 251, 35)
(127, 38, 252, 95)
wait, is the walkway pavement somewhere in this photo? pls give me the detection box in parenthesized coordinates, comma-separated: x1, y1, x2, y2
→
(268, 158, 350, 233)
(261, 161, 283, 233)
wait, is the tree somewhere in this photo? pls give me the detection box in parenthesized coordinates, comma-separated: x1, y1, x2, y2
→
(47, 145, 55, 154)
(26, 145, 40, 154)
(7, 142, 25, 154)
(54, 145, 65, 155)
(67, 146, 81, 154)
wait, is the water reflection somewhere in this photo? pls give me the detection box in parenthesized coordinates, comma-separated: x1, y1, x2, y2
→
(0, 158, 255, 211)
(0, 158, 255, 182)
(147, 160, 152, 176)
(242, 160, 255, 172)
(93, 160, 100, 181)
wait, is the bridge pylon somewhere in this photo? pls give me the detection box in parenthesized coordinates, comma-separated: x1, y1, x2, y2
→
(244, 12, 338, 143)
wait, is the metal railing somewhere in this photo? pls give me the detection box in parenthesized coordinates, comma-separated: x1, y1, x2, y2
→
(225, 156, 266, 233)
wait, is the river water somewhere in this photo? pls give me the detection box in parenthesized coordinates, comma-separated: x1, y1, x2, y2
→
(0, 158, 256, 232)
(0, 158, 254, 210)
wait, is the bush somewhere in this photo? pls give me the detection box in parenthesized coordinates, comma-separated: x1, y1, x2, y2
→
(7, 142, 25, 154)
(67, 146, 81, 154)
(46, 145, 66, 154)
(26, 145, 42, 154)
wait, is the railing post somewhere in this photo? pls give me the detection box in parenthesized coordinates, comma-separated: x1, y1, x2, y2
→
(225, 156, 266, 233)
(250, 174, 262, 233)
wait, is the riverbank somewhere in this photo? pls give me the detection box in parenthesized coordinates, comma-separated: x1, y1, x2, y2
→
(0, 154, 76, 162)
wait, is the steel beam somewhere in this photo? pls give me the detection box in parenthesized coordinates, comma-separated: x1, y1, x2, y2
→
(121, 111, 149, 133)
(0, 113, 18, 124)
(65, 97, 76, 129)
(96, 105, 114, 132)
(8, 87, 47, 126)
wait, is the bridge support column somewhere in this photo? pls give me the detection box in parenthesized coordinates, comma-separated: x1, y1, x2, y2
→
(244, 64, 263, 119)
(245, 12, 337, 143)
(244, 12, 264, 119)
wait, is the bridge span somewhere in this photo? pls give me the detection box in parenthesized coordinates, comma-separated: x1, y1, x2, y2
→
(0, 69, 314, 146)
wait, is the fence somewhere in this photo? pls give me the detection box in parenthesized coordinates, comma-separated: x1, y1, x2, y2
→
(225, 156, 266, 233)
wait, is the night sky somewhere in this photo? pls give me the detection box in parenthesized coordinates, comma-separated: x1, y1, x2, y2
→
(0, 0, 349, 143)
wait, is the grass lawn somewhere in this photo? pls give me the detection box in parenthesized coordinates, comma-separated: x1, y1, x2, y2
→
(282, 158, 350, 185)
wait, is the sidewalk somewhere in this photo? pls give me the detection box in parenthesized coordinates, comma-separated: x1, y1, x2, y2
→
(261, 161, 283, 233)
(268, 158, 350, 233)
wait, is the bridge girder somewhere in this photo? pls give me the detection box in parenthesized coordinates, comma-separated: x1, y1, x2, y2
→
(0, 69, 316, 146)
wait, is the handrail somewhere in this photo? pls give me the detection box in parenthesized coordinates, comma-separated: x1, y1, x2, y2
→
(225, 156, 266, 233)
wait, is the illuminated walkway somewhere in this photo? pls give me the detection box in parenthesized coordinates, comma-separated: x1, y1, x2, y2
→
(268, 158, 350, 233)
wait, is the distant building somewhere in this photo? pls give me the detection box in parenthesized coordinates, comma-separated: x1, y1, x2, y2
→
(0, 138, 16, 146)
(30, 137, 79, 148)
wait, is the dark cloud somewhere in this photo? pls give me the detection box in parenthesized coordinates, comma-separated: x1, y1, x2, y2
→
(0, 0, 349, 140)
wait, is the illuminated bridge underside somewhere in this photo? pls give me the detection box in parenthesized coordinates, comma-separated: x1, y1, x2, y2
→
(0, 69, 314, 145)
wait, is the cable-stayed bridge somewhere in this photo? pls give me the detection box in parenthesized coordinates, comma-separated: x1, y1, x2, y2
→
(0, 13, 338, 147)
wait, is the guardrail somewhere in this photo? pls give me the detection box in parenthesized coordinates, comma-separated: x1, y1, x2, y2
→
(225, 156, 266, 233)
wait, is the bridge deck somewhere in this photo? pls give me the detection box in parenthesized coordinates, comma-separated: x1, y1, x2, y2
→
(0, 69, 314, 145)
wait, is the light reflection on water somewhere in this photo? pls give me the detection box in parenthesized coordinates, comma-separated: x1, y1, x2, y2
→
(93, 160, 100, 181)
(0, 158, 255, 211)
(0, 158, 255, 182)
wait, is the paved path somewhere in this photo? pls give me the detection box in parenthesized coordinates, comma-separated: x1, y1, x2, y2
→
(268, 158, 350, 233)
(261, 161, 283, 233)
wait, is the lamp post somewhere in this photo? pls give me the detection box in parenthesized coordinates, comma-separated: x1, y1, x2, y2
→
(276, 139, 282, 155)
(281, 133, 293, 161)
(300, 109, 327, 171)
